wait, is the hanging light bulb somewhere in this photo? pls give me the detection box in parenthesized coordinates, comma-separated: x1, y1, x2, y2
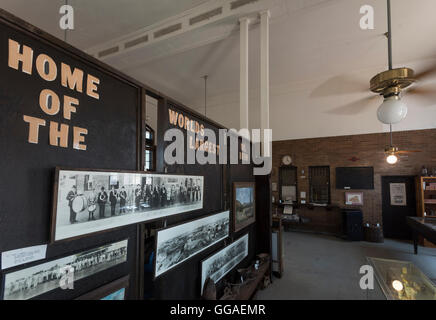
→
(385, 145, 398, 165)
(386, 154, 398, 165)
(377, 95, 408, 124)
(392, 280, 404, 292)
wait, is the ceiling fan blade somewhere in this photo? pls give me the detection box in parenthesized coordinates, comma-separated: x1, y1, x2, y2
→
(403, 85, 436, 107)
(396, 150, 422, 154)
(414, 63, 436, 81)
(326, 95, 379, 115)
(311, 74, 369, 98)
(406, 86, 436, 96)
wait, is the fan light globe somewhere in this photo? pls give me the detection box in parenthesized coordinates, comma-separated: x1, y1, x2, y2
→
(392, 280, 404, 292)
(377, 96, 408, 124)
(386, 154, 398, 165)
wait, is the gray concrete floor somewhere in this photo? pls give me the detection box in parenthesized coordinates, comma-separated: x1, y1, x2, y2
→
(255, 231, 436, 300)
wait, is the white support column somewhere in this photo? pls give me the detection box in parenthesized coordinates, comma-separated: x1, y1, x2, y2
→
(260, 10, 270, 156)
(239, 17, 250, 131)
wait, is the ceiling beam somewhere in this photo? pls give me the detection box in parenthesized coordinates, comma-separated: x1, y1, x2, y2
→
(85, 0, 285, 66)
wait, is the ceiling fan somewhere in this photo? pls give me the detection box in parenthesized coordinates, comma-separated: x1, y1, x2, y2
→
(314, 0, 436, 118)
(384, 124, 422, 165)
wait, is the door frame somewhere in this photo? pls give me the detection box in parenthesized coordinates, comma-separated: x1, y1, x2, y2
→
(381, 175, 417, 240)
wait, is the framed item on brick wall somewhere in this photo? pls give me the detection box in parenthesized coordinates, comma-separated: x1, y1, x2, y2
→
(345, 192, 364, 206)
(233, 182, 256, 232)
(75, 275, 130, 300)
(51, 168, 204, 242)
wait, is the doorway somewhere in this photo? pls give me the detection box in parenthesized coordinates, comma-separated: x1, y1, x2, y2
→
(381, 176, 416, 240)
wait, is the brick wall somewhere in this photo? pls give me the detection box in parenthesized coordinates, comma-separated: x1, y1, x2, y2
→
(272, 129, 436, 228)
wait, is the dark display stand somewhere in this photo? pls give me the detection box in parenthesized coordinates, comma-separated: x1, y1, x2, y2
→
(341, 209, 363, 241)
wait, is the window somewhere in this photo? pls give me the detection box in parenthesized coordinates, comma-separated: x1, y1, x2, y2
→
(309, 166, 330, 204)
(279, 166, 298, 202)
(145, 125, 155, 171)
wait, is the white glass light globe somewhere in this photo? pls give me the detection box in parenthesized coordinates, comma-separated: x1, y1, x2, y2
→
(377, 96, 408, 124)
(386, 154, 398, 165)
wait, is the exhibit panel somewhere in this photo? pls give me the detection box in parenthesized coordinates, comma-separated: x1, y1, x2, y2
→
(0, 9, 142, 300)
(0, 9, 271, 301)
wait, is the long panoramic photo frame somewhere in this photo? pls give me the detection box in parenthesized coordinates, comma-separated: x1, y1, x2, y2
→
(200, 233, 249, 294)
(154, 210, 230, 278)
(2, 239, 128, 300)
(51, 168, 204, 242)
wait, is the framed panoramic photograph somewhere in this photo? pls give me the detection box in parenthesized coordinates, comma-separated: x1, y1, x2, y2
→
(154, 210, 230, 278)
(75, 275, 130, 300)
(51, 168, 204, 242)
(2, 239, 128, 300)
(345, 192, 364, 206)
(233, 182, 256, 232)
(200, 233, 249, 294)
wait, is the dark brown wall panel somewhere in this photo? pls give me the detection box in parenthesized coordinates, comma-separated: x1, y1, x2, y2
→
(0, 14, 140, 299)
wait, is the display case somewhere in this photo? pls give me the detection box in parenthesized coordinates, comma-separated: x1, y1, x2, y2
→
(368, 257, 436, 300)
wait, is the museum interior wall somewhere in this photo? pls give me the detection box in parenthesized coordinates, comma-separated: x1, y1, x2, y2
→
(0, 9, 270, 300)
(271, 129, 436, 234)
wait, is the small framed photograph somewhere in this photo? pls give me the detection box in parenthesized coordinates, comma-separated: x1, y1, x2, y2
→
(75, 275, 130, 300)
(345, 192, 363, 206)
(233, 182, 256, 232)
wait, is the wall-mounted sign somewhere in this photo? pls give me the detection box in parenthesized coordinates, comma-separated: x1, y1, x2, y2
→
(168, 108, 220, 155)
(390, 183, 407, 206)
(8, 39, 101, 151)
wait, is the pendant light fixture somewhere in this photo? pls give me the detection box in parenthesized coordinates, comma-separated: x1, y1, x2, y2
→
(385, 124, 398, 164)
(202, 75, 208, 117)
(376, 0, 408, 125)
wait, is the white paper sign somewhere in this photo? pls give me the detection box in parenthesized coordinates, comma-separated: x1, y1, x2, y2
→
(390, 183, 407, 206)
(1, 244, 47, 270)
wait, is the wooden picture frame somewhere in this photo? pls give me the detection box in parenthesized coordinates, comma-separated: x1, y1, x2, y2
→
(345, 192, 364, 206)
(154, 210, 230, 278)
(75, 275, 130, 300)
(233, 182, 256, 232)
(51, 167, 204, 243)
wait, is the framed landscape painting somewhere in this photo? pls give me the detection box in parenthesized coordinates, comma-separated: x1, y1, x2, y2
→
(233, 182, 256, 232)
(345, 192, 364, 206)
(154, 211, 230, 278)
(51, 168, 204, 242)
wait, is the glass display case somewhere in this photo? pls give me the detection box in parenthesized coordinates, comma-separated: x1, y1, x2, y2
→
(367, 257, 436, 300)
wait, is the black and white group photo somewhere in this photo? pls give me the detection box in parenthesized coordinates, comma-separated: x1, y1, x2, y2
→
(2, 240, 128, 300)
(53, 170, 204, 241)
(201, 234, 249, 294)
(155, 211, 230, 277)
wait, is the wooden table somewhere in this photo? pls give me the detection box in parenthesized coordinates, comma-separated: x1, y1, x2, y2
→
(406, 216, 436, 254)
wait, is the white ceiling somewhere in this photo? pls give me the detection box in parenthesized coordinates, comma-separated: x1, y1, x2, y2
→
(2, 0, 436, 140)
(0, 0, 209, 48)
